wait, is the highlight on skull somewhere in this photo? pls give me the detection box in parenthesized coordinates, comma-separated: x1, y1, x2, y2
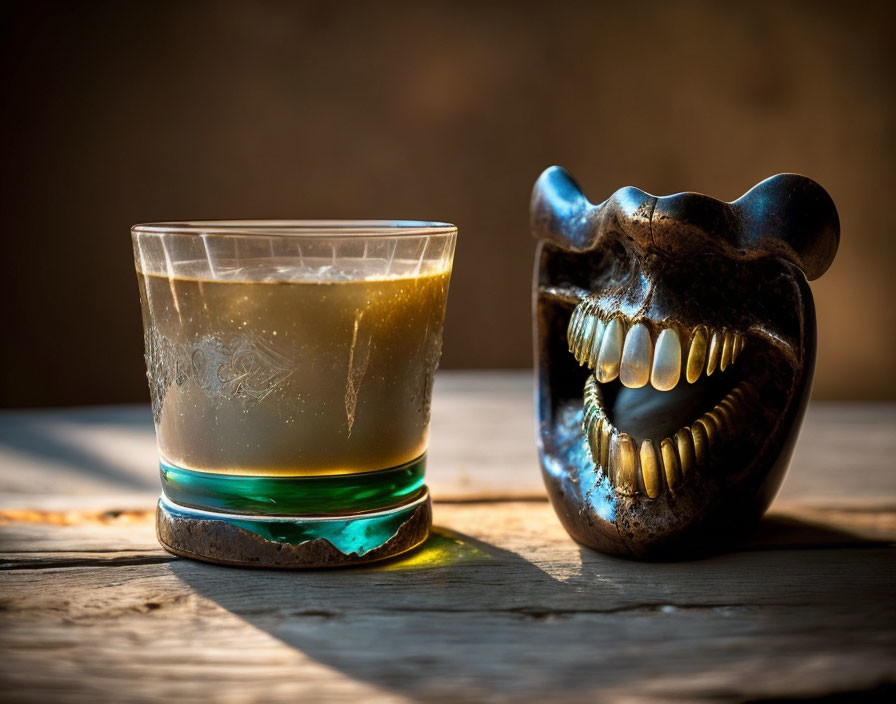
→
(531, 166, 839, 559)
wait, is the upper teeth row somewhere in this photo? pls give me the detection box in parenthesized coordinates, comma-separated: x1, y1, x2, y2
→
(567, 301, 745, 390)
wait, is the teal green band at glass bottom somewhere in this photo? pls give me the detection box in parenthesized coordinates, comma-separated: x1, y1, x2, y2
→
(159, 492, 429, 557)
(160, 454, 426, 517)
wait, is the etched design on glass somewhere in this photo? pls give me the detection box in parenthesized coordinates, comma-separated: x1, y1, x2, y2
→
(188, 332, 294, 402)
(145, 330, 177, 423)
(344, 311, 372, 436)
(147, 330, 294, 422)
(417, 321, 443, 427)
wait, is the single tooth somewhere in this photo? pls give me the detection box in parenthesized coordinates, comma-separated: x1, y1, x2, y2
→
(713, 405, 733, 438)
(720, 331, 733, 371)
(639, 440, 662, 499)
(584, 374, 598, 397)
(583, 402, 598, 437)
(599, 419, 611, 470)
(691, 422, 709, 465)
(597, 317, 624, 383)
(732, 333, 744, 362)
(718, 398, 739, 431)
(686, 326, 708, 384)
(589, 417, 605, 466)
(583, 377, 602, 441)
(706, 330, 722, 375)
(610, 433, 637, 495)
(577, 315, 596, 365)
(583, 397, 596, 428)
(697, 415, 717, 448)
(567, 305, 579, 338)
(710, 405, 737, 440)
(651, 328, 682, 391)
(567, 306, 583, 353)
(607, 429, 619, 485)
(620, 322, 652, 388)
(675, 428, 696, 478)
(587, 317, 607, 368)
(702, 412, 723, 444)
(660, 437, 681, 493)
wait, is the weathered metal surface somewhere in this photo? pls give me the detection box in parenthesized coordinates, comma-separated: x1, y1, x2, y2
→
(532, 168, 840, 558)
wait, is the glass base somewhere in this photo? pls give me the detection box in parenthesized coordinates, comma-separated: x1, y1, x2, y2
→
(160, 454, 427, 515)
(156, 489, 431, 568)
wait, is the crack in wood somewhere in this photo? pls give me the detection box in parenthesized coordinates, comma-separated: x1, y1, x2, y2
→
(186, 603, 762, 620)
(0, 549, 156, 554)
(0, 555, 179, 570)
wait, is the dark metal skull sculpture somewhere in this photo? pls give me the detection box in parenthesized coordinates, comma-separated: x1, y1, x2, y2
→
(532, 166, 839, 559)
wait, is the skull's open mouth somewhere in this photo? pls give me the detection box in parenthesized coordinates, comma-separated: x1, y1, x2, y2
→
(569, 302, 771, 499)
(540, 281, 797, 511)
(531, 166, 838, 558)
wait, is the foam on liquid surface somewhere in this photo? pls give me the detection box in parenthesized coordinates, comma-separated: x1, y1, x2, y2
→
(141, 257, 450, 284)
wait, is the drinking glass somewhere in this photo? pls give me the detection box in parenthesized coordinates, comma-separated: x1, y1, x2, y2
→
(132, 221, 456, 567)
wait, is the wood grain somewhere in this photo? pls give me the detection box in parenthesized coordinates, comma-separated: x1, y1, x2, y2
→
(1, 501, 894, 703)
(1, 373, 894, 702)
(2, 372, 895, 503)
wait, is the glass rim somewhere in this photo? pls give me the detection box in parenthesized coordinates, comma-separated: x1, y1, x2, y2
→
(131, 219, 457, 238)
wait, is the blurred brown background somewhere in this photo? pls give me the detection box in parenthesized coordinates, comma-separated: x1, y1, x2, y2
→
(1, 0, 894, 406)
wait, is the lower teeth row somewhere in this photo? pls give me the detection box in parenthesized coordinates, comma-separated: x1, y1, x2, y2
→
(582, 376, 755, 498)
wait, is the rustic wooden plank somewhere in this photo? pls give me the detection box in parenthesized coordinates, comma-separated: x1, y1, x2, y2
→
(1, 501, 894, 703)
(2, 372, 894, 503)
(0, 371, 544, 499)
(0, 405, 158, 495)
(1, 493, 894, 554)
(1, 375, 894, 702)
(0, 498, 160, 552)
(427, 371, 541, 499)
(778, 401, 896, 507)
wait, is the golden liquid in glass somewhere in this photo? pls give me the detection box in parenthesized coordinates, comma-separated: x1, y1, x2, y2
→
(137, 259, 451, 476)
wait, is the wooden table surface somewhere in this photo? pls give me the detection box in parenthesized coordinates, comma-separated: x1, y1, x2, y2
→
(1, 371, 894, 703)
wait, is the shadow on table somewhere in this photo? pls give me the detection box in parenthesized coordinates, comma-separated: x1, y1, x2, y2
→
(171, 515, 895, 701)
(0, 406, 156, 489)
(746, 514, 894, 551)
